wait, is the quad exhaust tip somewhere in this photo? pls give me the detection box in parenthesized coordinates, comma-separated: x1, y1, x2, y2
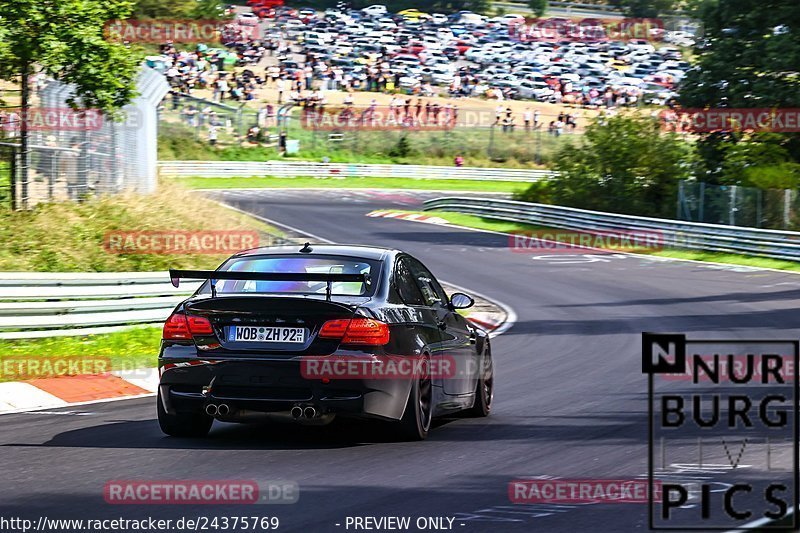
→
(205, 404, 230, 416)
(290, 405, 319, 419)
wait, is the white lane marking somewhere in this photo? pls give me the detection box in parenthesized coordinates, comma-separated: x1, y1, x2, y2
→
(217, 202, 334, 244)
(531, 254, 618, 264)
(113, 368, 159, 393)
(0, 382, 68, 411)
(0, 392, 155, 416)
(22, 410, 93, 416)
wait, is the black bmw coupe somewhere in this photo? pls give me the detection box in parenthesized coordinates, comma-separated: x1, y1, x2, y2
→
(158, 243, 493, 440)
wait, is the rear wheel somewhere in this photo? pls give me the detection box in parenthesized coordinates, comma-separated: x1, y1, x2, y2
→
(469, 350, 493, 417)
(157, 389, 213, 437)
(396, 356, 433, 441)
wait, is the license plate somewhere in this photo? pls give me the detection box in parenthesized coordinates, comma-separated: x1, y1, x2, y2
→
(228, 326, 306, 343)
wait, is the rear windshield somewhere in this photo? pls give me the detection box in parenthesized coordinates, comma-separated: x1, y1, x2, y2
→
(201, 255, 380, 297)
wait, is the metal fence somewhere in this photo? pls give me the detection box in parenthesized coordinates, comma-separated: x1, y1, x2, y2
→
(424, 196, 800, 262)
(677, 180, 800, 231)
(0, 67, 169, 209)
(160, 91, 257, 146)
(289, 104, 585, 165)
(158, 160, 555, 182)
(159, 94, 584, 165)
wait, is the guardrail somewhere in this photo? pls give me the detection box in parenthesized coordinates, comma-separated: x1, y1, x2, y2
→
(158, 161, 555, 183)
(423, 197, 800, 261)
(0, 272, 201, 339)
(0, 271, 499, 339)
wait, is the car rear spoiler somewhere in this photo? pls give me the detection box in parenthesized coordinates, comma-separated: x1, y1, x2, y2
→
(169, 269, 370, 300)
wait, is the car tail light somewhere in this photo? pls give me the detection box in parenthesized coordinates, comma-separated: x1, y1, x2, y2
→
(163, 313, 190, 340)
(319, 319, 350, 338)
(186, 315, 213, 335)
(319, 318, 390, 345)
(163, 313, 214, 339)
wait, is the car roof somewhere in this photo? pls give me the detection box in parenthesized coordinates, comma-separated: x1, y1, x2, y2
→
(232, 244, 397, 261)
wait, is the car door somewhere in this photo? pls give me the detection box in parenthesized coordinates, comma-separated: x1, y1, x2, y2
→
(393, 256, 445, 371)
(407, 257, 478, 396)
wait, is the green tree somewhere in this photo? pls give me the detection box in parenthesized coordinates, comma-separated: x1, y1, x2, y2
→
(717, 133, 800, 189)
(516, 114, 692, 217)
(133, 0, 226, 19)
(679, 0, 800, 183)
(190, 0, 227, 19)
(528, 0, 547, 17)
(608, 0, 678, 17)
(0, 0, 140, 208)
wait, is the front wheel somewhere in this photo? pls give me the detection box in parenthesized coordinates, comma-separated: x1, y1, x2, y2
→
(469, 350, 493, 417)
(395, 356, 433, 441)
(157, 389, 213, 438)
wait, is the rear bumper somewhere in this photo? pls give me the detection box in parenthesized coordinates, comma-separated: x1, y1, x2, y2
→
(158, 358, 413, 421)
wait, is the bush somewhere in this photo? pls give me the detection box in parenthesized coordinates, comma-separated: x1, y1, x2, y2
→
(516, 114, 692, 218)
(388, 134, 414, 159)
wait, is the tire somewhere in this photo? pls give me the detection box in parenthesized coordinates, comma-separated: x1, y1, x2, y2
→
(469, 349, 493, 417)
(157, 389, 213, 438)
(396, 356, 433, 441)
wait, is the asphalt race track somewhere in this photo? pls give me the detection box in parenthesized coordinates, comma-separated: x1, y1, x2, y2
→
(3, 188, 800, 532)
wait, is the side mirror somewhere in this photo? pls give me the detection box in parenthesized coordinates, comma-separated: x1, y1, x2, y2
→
(450, 292, 474, 310)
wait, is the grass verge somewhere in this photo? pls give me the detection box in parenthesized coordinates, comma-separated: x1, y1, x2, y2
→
(411, 210, 800, 272)
(0, 181, 282, 272)
(173, 176, 527, 193)
(0, 327, 162, 382)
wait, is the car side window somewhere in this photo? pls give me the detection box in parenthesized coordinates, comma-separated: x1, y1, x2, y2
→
(395, 257, 426, 306)
(408, 258, 448, 307)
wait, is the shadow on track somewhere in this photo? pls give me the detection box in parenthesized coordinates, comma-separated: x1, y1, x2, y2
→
(3, 411, 651, 451)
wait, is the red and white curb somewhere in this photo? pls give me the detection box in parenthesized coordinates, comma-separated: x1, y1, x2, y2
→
(465, 312, 503, 332)
(0, 368, 158, 414)
(367, 210, 450, 225)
